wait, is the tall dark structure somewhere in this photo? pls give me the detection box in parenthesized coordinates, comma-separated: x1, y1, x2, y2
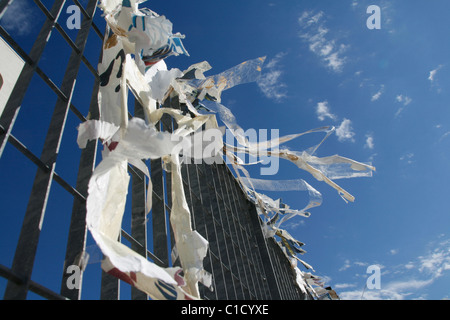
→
(0, 0, 311, 300)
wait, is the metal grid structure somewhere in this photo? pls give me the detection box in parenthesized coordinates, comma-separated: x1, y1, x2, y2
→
(0, 0, 312, 300)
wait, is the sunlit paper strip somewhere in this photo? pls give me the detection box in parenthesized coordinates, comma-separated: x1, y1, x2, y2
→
(80, 0, 211, 300)
(202, 100, 375, 203)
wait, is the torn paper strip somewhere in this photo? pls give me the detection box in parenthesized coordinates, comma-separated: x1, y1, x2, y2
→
(207, 101, 375, 203)
(167, 154, 210, 297)
(85, 155, 196, 300)
(81, 0, 213, 299)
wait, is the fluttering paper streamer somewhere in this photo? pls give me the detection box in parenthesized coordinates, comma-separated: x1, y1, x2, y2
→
(78, 0, 213, 300)
(79, 0, 372, 300)
(182, 58, 374, 297)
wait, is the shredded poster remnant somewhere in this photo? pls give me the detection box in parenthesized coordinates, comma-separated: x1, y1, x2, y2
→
(77, 0, 375, 300)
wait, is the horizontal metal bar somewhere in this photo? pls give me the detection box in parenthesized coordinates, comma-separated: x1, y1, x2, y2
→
(0, 21, 95, 124)
(53, 172, 86, 202)
(34, 67, 67, 98)
(55, 22, 81, 55)
(72, 0, 91, 20)
(0, 0, 13, 19)
(1, 117, 170, 205)
(69, 103, 88, 123)
(81, 55, 100, 79)
(34, 67, 89, 123)
(71, 0, 103, 40)
(120, 229, 167, 268)
(0, 31, 89, 124)
(91, 22, 104, 40)
(0, 27, 68, 102)
(0, 125, 86, 202)
(0, 26, 34, 66)
(53, 22, 100, 79)
(32, 0, 55, 22)
(0, 264, 68, 300)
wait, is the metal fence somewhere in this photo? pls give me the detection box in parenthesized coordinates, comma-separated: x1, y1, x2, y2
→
(0, 0, 311, 300)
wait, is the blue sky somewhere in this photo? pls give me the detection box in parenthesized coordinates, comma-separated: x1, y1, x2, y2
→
(1, 0, 450, 300)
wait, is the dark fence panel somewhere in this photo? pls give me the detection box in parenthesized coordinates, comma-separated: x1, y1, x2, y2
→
(0, 0, 311, 300)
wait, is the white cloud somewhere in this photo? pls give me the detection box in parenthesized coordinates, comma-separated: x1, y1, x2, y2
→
(418, 239, 450, 278)
(365, 134, 375, 149)
(316, 101, 336, 121)
(429, 65, 445, 93)
(257, 52, 288, 102)
(400, 152, 414, 164)
(394, 95, 412, 118)
(394, 108, 404, 118)
(334, 283, 357, 290)
(428, 65, 443, 82)
(388, 279, 434, 292)
(404, 263, 415, 270)
(286, 219, 305, 229)
(339, 259, 352, 272)
(336, 118, 355, 142)
(371, 85, 385, 101)
(298, 11, 348, 72)
(339, 259, 368, 272)
(396, 95, 412, 106)
(337, 237, 450, 300)
(440, 131, 450, 142)
(390, 249, 399, 255)
(371, 91, 382, 102)
(1, 0, 37, 36)
(298, 11, 324, 26)
(341, 278, 434, 300)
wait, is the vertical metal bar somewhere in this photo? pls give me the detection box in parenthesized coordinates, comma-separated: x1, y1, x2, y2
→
(274, 238, 300, 299)
(163, 96, 176, 261)
(3, 0, 95, 299)
(220, 165, 249, 299)
(100, 235, 120, 300)
(183, 163, 214, 298)
(0, 0, 13, 18)
(60, 0, 101, 298)
(223, 172, 250, 298)
(186, 162, 220, 299)
(150, 101, 169, 267)
(247, 202, 282, 300)
(214, 164, 241, 299)
(226, 171, 256, 299)
(130, 169, 148, 300)
(100, 271, 120, 300)
(150, 157, 169, 266)
(203, 163, 231, 299)
(268, 241, 288, 299)
(231, 180, 263, 299)
(193, 164, 218, 299)
(231, 176, 268, 299)
(60, 79, 100, 300)
(0, 0, 66, 158)
(130, 100, 148, 300)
